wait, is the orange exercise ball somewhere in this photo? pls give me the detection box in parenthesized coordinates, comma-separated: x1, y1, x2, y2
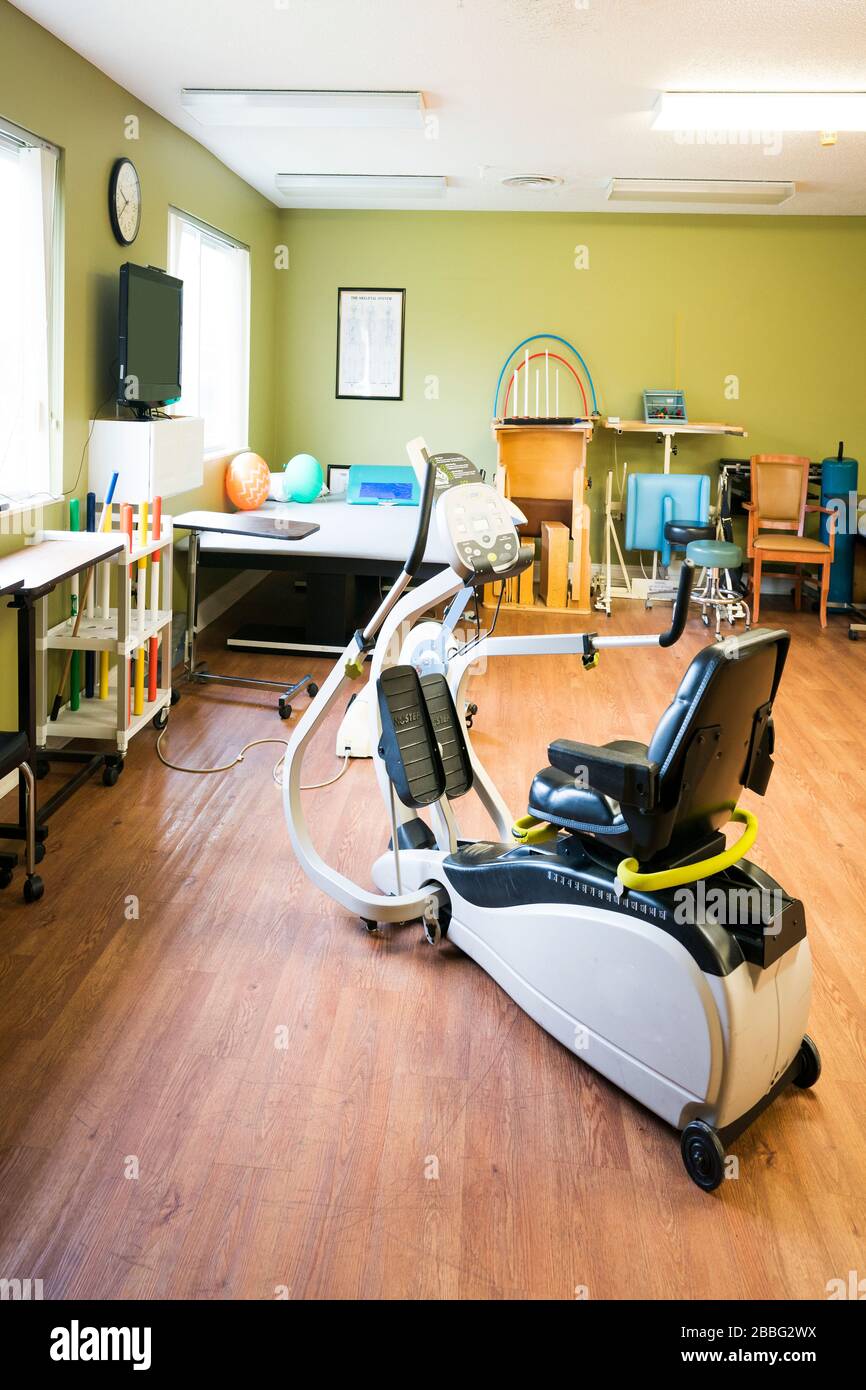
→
(226, 451, 270, 510)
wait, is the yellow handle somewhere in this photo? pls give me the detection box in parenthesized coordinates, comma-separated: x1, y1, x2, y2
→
(512, 814, 559, 846)
(617, 808, 758, 893)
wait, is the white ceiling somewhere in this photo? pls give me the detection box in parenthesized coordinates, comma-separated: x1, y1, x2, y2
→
(12, 0, 866, 214)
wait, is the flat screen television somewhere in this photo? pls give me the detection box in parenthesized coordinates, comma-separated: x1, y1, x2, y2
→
(117, 263, 183, 413)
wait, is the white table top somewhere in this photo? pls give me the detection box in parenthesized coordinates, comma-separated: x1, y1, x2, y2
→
(175, 497, 452, 566)
(0, 533, 125, 595)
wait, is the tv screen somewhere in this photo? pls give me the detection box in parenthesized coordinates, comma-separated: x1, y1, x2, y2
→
(117, 263, 183, 408)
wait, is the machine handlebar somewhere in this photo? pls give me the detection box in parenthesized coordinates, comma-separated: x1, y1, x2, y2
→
(658, 559, 696, 648)
(404, 447, 438, 579)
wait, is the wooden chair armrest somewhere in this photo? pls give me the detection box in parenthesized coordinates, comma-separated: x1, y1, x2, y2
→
(742, 501, 755, 510)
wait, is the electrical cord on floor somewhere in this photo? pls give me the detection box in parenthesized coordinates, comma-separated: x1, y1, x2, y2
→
(155, 727, 350, 790)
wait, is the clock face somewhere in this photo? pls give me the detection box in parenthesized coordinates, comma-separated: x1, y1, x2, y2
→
(110, 158, 141, 245)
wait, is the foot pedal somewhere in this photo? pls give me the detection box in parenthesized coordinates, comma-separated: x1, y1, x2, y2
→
(376, 666, 445, 808)
(420, 673, 473, 800)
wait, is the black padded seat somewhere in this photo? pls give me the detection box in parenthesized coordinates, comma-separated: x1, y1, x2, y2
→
(529, 739, 647, 833)
(0, 730, 29, 775)
(527, 628, 790, 862)
(664, 519, 715, 546)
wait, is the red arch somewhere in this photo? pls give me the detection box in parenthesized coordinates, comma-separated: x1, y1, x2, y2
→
(503, 351, 589, 418)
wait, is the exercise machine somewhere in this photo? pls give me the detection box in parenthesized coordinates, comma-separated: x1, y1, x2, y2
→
(283, 441, 820, 1192)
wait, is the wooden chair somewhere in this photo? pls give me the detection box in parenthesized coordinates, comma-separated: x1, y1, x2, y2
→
(745, 455, 837, 627)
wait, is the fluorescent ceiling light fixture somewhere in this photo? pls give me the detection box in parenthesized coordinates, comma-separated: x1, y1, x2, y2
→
(606, 178, 795, 206)
(653, 91, 866, 131)
(181, 89, 426, 128)
(275, 174, 447, 199)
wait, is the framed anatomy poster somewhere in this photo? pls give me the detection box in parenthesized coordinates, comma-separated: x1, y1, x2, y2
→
(336, 287, 405, 400)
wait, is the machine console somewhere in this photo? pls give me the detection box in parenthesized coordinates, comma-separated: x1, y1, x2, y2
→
(437, 482, 522, 582)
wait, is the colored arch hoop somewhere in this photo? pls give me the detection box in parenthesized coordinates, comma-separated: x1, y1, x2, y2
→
(503, 351, 588, 420)
(493, 334, 599, 418)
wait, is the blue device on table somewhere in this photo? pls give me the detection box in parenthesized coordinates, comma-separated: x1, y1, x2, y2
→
(346, 465, 420, 506)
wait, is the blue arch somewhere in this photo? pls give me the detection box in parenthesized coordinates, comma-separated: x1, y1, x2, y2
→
(493, 334, 598, 418)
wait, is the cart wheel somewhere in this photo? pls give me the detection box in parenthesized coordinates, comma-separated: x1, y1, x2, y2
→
(35, 841, 46, 864)
(35, 758, 50, 780)
(361, 918, 380, 934)
(307, 682, 319, 698)
(153, 707, 169, 731)
(793, 1034, 821, 1089)
(0, 868, 12, 890)
(171, 687, 182, 706)
(849, 629, 860, 641)
(680, 1120, 726, 1192)
(23, 874, 44, 905)
(278, 700, 292, 720)
(102, 764, 120, 787)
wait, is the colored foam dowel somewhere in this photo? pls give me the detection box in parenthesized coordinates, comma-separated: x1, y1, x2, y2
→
(148, 496, 162, 703)
(69, 498, 81, 712)
(120, 504, 134, 722)
(98, 472, 119, 701)
(85, 492, 96, 698)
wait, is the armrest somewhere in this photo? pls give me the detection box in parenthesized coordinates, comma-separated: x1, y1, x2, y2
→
(547, 739, 658, 811)
(805, 503, 838, 559)
(805, 503, 838, 528)
(742, 501, 757, 554)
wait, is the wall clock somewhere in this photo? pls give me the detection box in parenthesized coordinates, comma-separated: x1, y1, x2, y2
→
(109, 157, 141, 245)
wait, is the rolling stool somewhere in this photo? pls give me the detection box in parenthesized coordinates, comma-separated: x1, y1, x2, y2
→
(647, 520, 716, 608)
(686, 539, 751, 640)
(0, 732, 44, 904)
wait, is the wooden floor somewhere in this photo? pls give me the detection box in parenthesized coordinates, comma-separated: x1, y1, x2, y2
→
(0, 581, 864, 1300)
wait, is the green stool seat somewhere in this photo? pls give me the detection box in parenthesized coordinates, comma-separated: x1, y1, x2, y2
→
(686, 539, 742, 570)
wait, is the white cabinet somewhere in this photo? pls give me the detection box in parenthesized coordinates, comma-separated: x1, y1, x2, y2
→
(89, 416, 204, 502)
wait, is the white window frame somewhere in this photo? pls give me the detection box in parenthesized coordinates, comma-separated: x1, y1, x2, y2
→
(0, 114, 63, 510)
(167, 207, 250, 457)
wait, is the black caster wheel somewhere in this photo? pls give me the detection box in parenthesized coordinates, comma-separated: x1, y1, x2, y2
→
(423, 918, 442, 946)
(23, 875, 44, 904)
(278, 701, 292, 720)
(35, 758, 50, 780)
(171, 687, 182, 706)
(0, 868, 12, 890)
(361, 918, 381, 934)
(793, 1034, 821, 1089)
(849, 629, 860, 641)
(307, 683, 319, 698)
(681, 1120, 726, 1192)
(35, 841, 46, 865)
(152, 707, 169, 731)
(102, 764, 120, 787)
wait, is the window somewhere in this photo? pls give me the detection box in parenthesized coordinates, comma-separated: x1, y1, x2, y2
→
(0, 116, 62, 503)
(168, 209, 250, 454)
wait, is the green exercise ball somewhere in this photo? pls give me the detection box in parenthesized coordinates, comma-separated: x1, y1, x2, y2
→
(283, 453, 323, 503)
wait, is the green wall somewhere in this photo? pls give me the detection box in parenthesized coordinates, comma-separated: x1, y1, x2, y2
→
(274, 210, 866, 536)
(0, 0, 280, 726)
(4, 0, 866, 733)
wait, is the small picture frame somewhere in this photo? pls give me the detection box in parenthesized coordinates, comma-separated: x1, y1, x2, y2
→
(336, 287, 405, 401)
(327, 464, 350, 496)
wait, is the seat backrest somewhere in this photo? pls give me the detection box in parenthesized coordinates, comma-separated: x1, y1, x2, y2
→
(750, 454, 809, 534)
(639, 628, 790, 853)
(626, 472, 711, 566)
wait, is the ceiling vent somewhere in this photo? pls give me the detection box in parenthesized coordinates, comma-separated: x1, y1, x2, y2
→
(501, 174, 564, 190)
